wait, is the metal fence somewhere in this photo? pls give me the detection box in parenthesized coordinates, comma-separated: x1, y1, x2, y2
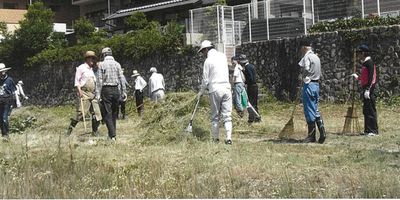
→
(186, 0, 400, 57)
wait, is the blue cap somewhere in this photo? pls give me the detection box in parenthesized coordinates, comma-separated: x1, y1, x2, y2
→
(357, 45, 370, 52)
(231, 56, 238, 61)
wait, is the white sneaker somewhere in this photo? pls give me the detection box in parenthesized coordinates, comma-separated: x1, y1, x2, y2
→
(366, 133, 378, 137)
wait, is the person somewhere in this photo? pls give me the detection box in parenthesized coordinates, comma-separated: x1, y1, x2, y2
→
(117, 68, 131, 119)
(95, 47, 127, 141)
(197, 40, 233, 145)
(148, 67, 165, 104)
(351, 44, 379, 136)
(0, 63, 17, 139)
(65, 51, 103, 137)
(298, 40, 326, 144)
(15, 80, 28, 108)
(132, 70, 147, 116)
(238, 54, 261, 123)
(231, 56, 245, 118)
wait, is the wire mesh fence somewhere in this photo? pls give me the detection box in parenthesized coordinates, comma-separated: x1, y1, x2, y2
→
(187, 0, 400, 57)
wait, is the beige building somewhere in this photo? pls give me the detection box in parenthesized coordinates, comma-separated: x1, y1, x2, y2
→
(0, 8, 26, 33)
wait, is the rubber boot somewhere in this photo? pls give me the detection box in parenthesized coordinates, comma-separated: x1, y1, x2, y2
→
(224, 121, 232, 145)
(316, 117, 326, 144)
(92, 115, 103, 137)
(302, 121, 316, 143)
(211, 121, 219, 143)
(65, 118, 78, 137)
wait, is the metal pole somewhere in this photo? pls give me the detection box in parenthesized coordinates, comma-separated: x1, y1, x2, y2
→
(217, 5, 221, 44)
(221, 6, 225, 53)
(377, 0, 380, 16)
(361, 0, 364, 18)
(311, 0, 315, 24)
(265, 0, 269, 40)
(303, 0, 307, 35)
(190, 10, 194, 45)
(248, 4, 252, 42)
(108, 0, 111, 30)
(232, 6, 235, 47)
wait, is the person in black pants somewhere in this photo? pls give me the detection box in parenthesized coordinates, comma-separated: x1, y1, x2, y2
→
(238, 54, 261, 123)
(351, 45, 379, 136)
(95, 47, 127, 141)
(131, 70, 147, 116)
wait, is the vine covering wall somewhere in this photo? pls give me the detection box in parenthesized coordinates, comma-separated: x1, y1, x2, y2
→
(10, 25, 400, 106)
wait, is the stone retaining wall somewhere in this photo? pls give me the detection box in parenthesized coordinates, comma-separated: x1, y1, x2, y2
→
(9, 25, 400, 106)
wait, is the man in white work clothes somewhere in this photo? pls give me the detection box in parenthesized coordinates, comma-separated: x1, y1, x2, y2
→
(197, 40, 233, 145)
(148, 67, 165, 104)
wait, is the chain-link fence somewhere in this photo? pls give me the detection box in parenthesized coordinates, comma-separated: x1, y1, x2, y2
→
(186, 0, 400, 58)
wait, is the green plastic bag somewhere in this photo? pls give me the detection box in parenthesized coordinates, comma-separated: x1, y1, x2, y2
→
(241, 90, 248, 108)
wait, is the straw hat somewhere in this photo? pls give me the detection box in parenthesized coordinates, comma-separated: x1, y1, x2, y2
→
(131, 70, 140, 77)
(18, 80, 23, 85)
(83, 51, 98, 59)
(0, 63, 11, 72)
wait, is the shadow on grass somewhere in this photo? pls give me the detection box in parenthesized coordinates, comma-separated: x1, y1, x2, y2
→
(262, 138, 303, 143)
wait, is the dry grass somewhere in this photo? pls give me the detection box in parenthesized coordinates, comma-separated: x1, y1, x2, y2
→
(1, 91, 400, 198)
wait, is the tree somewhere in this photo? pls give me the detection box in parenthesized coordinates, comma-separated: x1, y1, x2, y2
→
(4, 2, 55, 67)
(72, 17, 96, 45)
(124, 12, 149, 29)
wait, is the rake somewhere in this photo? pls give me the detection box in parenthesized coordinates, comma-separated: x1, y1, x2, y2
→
(182, 97, 200, 135)
(342, 48, 361, 134)
(279, 76, 304, 139)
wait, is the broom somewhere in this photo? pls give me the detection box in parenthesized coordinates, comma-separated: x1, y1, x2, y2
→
(279, 76, 304, 139)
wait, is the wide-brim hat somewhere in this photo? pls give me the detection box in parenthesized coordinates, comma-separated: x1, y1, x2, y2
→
(131, 70, 140, 77)
(0, 63, 11, 72)
(197, 40, 213, 53)
(238, 54, 249, 64)
(18, 80, 23, 85)
(83, 51, 98, 59)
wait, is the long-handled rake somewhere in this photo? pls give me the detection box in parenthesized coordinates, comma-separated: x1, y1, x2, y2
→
(342, 49, 361, 134)
(279, 78, 304, 139)
(182, 97, 200, 135)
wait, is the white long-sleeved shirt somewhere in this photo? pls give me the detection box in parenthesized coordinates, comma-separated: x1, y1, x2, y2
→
(200, 49, 231, 94)
(74, 63, 95, 87)
(134, 76, 147, 91)
(148, 72, 165, 96)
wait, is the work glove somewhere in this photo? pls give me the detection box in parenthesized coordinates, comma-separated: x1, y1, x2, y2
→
(25, 96, 28, 100)
(304, 76, 311, 84)
(148, 97, 152, 101)
(351, 74, 358, 79)
(197, 91, 203, 101)
(122, 92, 127, 101)
(364, 90, 370, 99)
(95, 94, 101, 101)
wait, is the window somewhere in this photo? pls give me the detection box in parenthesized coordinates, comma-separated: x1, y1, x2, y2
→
(3, 3, 18, 9)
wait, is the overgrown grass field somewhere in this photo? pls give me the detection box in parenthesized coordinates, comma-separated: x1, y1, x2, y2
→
(1, 91, 400, 198)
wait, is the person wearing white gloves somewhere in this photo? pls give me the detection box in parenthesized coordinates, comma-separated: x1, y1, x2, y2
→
(132, 70, 147, 116)
(197, 40, 233, 145)
(15, 80, 28, 108)
(148, 67, 165, 104)
(298, 40, 326, 144)
(95, 47, 127, 141)
(351, 45, 378, 136)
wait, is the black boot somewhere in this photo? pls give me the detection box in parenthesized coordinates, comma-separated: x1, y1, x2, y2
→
(316, 117, 326, 144)
(91, 115, 103, 137)
(302, 121, 316, 143)
(65, 118, 78, 137)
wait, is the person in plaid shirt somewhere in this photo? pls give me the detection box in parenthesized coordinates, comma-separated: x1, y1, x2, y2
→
(96, 47, 127, 141)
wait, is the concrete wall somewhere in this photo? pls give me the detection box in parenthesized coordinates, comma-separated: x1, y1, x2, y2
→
(9, 25, 400, 106)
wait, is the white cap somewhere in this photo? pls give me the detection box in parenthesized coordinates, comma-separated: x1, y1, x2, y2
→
(197, 40, 213, 53)
(101, 47, 112, 54)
